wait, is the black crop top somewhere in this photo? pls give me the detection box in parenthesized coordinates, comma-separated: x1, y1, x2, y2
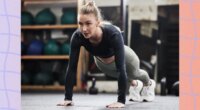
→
(64, 24, 127, 104)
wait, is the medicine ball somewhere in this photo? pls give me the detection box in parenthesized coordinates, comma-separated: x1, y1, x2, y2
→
(21, 11, 34, 25)
(44, 40, 60, 55)
(21, 72, 32, 85)
(33, 72, 54, 85)
(61, 9, 77, 24)
(27, 40, 44, 55)
(61, 42, 70, 55)
(35, 8, 56, 25)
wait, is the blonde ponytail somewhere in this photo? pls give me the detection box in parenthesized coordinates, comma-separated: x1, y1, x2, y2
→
(79, 1, 102, 21)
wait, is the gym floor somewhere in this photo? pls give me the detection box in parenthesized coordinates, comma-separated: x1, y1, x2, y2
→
(22, 93, 179, 110)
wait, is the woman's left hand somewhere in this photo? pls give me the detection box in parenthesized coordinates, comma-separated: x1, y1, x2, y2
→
(106, 102, 125, 108)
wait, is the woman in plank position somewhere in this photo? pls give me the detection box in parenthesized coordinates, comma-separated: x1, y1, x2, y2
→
(57, 1, 155, 108)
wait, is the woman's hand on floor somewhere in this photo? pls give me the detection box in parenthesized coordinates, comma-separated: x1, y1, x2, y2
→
(106, 102, 125, 108)
(57, 100, 74, 106)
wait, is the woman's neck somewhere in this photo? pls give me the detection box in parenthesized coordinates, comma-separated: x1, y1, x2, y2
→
(89, 27, 103, 45)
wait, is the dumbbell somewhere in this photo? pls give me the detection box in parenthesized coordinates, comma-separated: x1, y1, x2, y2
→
(89, 78, 98, 95)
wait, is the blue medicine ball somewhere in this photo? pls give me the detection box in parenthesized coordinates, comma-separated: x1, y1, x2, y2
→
(27, 40, 44, 55)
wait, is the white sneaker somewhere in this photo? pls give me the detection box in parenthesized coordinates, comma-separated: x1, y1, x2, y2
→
(129, 80, 143, 102)
(141, 79, 156, 102)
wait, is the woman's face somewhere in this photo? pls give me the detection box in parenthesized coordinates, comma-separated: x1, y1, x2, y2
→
(78, 13, 99, 39)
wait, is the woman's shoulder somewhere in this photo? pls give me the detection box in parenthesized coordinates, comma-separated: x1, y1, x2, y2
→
(70, 29, 84, 44)
(102, 24, 121, 34)
(101, 24, 124, 42)
(72, 29, 82, 36)
(71, 29, 84, 39)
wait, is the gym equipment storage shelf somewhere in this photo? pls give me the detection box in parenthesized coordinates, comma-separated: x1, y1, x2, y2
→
(21, 54, 83, 92)
(22, 0, 74, 1)
(21, 53, 83, 92)
(21, 0, 85, 92)
(21, 55, 69, 60)
(22, 85, 78, 91)
(22, 24, 78, 30)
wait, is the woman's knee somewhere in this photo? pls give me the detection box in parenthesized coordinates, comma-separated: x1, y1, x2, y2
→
(138, 69, 150, 85)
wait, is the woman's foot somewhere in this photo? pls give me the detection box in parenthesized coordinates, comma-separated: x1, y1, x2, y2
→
(129, 80, 143, 102)
(141, 79, 156, 102)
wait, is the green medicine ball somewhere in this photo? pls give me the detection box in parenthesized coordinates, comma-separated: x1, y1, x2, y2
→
(33, 72, 54, 85)
(21, 11, 34, 25)
(21, 72, 32, 85)
(44, 40, 60, 55)
(35, 8, 56, 25)
(61, 9, 77, 24)
(61, 43, 70, 55)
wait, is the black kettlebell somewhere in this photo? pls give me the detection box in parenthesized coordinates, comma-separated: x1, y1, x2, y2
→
(171, 81, 179, 96)
(89, 78, 98, 95)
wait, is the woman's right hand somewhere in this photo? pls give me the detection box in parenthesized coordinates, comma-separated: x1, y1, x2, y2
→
(57, 100, 74, 106)
(106, 102, 125, 108)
